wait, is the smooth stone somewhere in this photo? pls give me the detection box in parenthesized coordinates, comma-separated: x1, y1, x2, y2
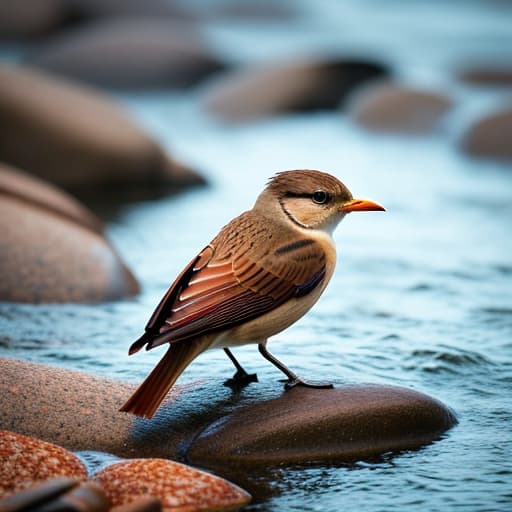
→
(0, 358, 189, 458)
(0, 188, 139, 302)
(460, 106, 512, 159)
(0, 0, 64, 39)
(458, 65, 512, 87)
(28, 18, 226, 89)
(0, 359, 457, 472)
(92, 459, 251, 511)
(348, 81, 453, 134)
(0, 162, 102, 234)
(202, 57, 389, 121)
(0, 64, 204, 190)
(187, 385, 457, 468)
(0, 431, 88, 498)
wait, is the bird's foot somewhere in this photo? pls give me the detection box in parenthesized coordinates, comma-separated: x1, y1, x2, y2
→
(281, 377, 334, 391)
(224, 370, 258, 391)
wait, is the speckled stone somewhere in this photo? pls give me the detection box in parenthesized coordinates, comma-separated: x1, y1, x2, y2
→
(0, 162, 102, 234)
(460, 106, 512, 159)
(0, 63, 204, 190)
(0, 193, 139, 303)
(0, 358, 188, 458)
(28, 18, 225, 89)
(202, 57, 389, 121)
(187, 385, 458, 468)
(0, 431, 87, 498)
(92, 459, 251, 512)
(348, 81, 452, 134)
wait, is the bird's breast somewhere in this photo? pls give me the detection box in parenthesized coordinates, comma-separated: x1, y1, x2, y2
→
(212, 231, 337, 348)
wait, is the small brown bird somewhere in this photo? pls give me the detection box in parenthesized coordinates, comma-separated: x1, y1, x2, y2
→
(120, 170, 384, 418)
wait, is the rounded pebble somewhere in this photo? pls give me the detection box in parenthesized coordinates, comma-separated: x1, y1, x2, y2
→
(348, 81, 452, 134)
(0, 431, 87, 498)
(460, 106, 512, 159)
(202, 57, 389, 121)
(93, 459, 251, 512)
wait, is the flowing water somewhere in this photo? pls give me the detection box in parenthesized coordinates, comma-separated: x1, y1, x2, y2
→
(1, 1, 512, 510)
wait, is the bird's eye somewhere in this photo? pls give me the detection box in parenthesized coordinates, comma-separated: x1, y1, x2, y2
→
(312, 190, 329, 204)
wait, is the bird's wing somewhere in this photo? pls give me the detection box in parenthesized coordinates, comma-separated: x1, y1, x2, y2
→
(130, 212, 326, 352)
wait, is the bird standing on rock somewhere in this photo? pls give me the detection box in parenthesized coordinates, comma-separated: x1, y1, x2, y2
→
(120, 170, 384, 418)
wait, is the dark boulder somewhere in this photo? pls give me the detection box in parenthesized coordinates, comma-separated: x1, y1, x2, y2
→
(28, 18, 226, 89)
(0, 64, 204, 191)
(202, 57, 389, 121)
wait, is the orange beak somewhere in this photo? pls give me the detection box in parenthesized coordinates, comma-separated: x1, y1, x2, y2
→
(339, 198, 385, 213)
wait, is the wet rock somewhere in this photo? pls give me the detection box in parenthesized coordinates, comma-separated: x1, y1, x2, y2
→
(0, 162, 102, 234)
(0, 178, 139, 302)
(458, 65, 512, 87)
(348, 81, 452, 134)
(0, 359, 456, 469)
(0, 0, 64, 39)
(202, 57, 389, 121)
(0, 358, 188, 458)
(28, 18, 226, 89)
(93, 459, 251, 511)
(460, 106, 512, 159)
(0, 63, 204, 191)
(187, 385, 457, 467)
(0, 431, 87, 497)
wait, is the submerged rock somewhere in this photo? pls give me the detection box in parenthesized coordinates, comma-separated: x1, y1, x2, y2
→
(348, 82, 453, 134)
(92, 459, 251, 511)
(0, 431, 87, 497)
(461, 106, 512, 160)
(0, 63, 204, 191)
(28, 18, 225, 89)
(202, 57, 389, 121)
(0, 164, 139, 302)
(187, 385, 457, 467)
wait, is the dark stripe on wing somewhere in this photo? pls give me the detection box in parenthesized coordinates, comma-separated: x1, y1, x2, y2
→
(274, 238, 315, 255)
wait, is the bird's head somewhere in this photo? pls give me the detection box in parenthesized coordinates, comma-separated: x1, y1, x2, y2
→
(254, 169, 385, 232)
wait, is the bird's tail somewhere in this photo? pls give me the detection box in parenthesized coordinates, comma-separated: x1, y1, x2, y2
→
(119, 339, 207, 419)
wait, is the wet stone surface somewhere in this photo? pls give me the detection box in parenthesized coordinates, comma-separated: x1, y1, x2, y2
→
(0, 358, 456, 473)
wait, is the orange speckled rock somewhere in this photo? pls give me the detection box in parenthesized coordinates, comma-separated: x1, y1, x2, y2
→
(93, 459, 251, 512)
(0, 431, 87, 498)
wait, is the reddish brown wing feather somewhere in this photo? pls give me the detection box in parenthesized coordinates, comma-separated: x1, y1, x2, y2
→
(133, 212, 326, 352)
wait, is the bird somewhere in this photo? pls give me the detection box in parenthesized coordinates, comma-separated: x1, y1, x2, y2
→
(120, 169, 384, 418)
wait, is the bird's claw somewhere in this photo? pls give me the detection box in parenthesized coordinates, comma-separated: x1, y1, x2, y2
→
(281, 377, 334, 391)
(224, 370, 258, 391)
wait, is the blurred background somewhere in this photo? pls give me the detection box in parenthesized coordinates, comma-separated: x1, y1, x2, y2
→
(0, 0, 511, 510)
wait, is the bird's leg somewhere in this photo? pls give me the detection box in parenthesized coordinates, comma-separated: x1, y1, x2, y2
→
(223, 348, 258, 391)
(258, 343, 334, 391)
